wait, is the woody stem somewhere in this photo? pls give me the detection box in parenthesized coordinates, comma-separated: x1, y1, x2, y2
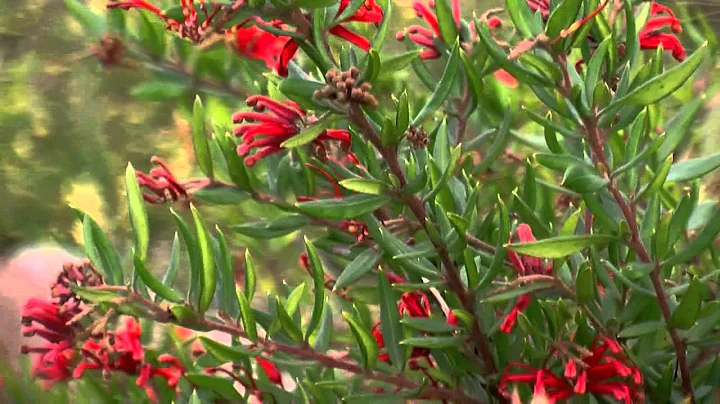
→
(583, 115, 694, 400)
(347, 105, 499, 380)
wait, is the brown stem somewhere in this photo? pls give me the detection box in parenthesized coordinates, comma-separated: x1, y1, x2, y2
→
(347, 105, 499, 380)
(582, 111, 695, 400)
(191, 319, 484, 403)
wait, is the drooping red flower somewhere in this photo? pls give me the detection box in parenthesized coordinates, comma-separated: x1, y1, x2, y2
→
(107, 0, 222, 44)
(233, 95, 352, 166)
(500, 224, 552, 333)
(228, 19, 290, 69)
(499, 336, 644, 403)
(397, 1, 517, 87)
(256, 357, 283, 387)
(136, 157, 188, 204)
(275, 1, 383, 76)
(639, 2, 685, 61)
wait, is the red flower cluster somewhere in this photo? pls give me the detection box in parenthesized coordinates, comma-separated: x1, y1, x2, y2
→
(397, 0, 517, 87)
(639, 2, 685, 61)
(21, 262, 184, 400)
(500, 224, 552, 333)
(499, 337, 644, 403)
(233, 96, 353, 167)
(277, 0, 383, 76)
(135, 156, 188, 204)
(108, 0, 220, 44)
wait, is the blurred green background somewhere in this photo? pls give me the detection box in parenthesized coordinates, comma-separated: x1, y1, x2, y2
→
(1, 0, 719, 270)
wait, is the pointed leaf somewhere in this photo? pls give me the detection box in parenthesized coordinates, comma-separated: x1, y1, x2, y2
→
(342, 311, 379, 369)
(378, 270, 405, 370)
(303, 237, 326, 340)
(192, 96, 213, 178)
(334, 249, 381, 291)
(190, 205, 216, 314)
(412, 41, 460, 125)
(669, 279, 708, 329)
(507, 235, 615, 258)
(133, 251, 184, 303)
(295, 194, 388, 220)
(236, 287, 258, 342)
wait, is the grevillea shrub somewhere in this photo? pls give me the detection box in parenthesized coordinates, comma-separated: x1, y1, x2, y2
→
(8, 0, 720, 402)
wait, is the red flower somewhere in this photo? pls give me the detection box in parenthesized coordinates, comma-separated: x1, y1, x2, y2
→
(107, 0, 221, 44)
(499, 337, 644, 403)
(526, 0, 550, 17)
(257, 357, 283, 386)
(639, 2, 685, 61)
(228, 19, 289, 69)
(399, 291, 431, 318)
(500, 224, 552, 333)
(397, 1, 516, 87)
(276, 1, 383, 76)
(136, 157, 188, 204)
(233, 95, 352, 166)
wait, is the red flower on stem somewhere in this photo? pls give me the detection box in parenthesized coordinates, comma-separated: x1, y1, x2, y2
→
(107, 0, 221, 44)
(639, 2, 685, 61)
(227, 19, 290, 69)
(500, 224, 552, 333)
(136, 157, 188, 204)
(397, 1, 517, 87)
(276, 0, 383, 76)
(499, 337, 644, 403)
(233, 96, 352, 166)
(256, 357, 283, 387)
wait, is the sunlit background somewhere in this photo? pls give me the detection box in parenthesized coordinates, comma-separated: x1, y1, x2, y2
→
(1, 0, 719, 294)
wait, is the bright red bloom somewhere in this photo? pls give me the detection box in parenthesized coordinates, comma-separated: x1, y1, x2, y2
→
(397, 1, 516, 86)
(136, 157, 187, 204)
(499, 336, 644, 403)
(233, 95, 352, 166)
(526, 0, 550, 17)
(399, 291, 431, 318)
(639, 2, 685, 61)
(228, 19, 289, 69)
(257, 357, 283, 386)
(501, 224, 552, 333)
(276, 1, 383, 76)
(107, 0, 221, 44)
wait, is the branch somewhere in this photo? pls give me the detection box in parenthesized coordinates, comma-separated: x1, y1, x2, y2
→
(347, 105, 499, 381)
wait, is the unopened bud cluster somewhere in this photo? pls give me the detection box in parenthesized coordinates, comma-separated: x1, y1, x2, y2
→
(314, 67, 378, 108)
(405, 126, 428, 149)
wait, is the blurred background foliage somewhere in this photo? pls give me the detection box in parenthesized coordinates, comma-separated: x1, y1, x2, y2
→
(0, 0, 719, 290)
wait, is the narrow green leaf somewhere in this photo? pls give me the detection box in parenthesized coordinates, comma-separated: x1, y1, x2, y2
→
(477, 196, 510, 291)
(192, 186, 250, 205)
(400, 336, 464, 349)
(184, 374, 243, 401)
(482, 280, 556, 303)
(424, 143, 462, 203)
(380, 51, 422, 77)
(606, 42, 708, 109)
(636, 154, 673, 200)
(334, 249, 381, 291)
(476, 22, 552, 87)
(192, 96, 214, 178)
(236, 287, 258, 342)
(506, 0, 537, 37)
(335, 0, 366, 24)
(545, 0, 582, 39)
(584, 37, 612, 107)
(401, 317, 459, 333)
(295, 194, 388, 220)
(370, 0, 392, 51)
(669, 279, 707, 329)
(190, 204, 216, 314)
(562, 164, 610, 194)
(617, 321, 666, 338)
(126, 163, 149, 261)
(215, 227, 238, 318)
(282, 123, 328, 148)
(156, 232, 181, 303)
(133, 251, 184, 303)
(81, 213, 123, 285)
(473, 108, 512, 175)
(233, 215, 307, 239)
(434, 0, 458, 45)
(656, 98, 704, 161)
(276, 297, 303, 342)
(395, 90, 410, 137)
(378, 270, 405, 369)
(575, 266, 595, 304)
(171, 208, 201, 303)
(342, 311, 379, 369)
(507, 235, 615, 258)
(664, 205, 720, 267)
(199, 336, 255, 364)
(303, 237, 326, 340)
(412, 41, 460, 125)
(244, 250, 257, 300)
(666, 152, 720, 183)
(313, 299, 333, 352)
(339, 178, 387, 195)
